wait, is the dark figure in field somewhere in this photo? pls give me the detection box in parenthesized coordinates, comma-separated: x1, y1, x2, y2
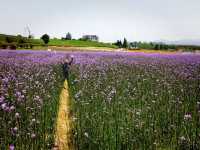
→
(63, 56, 74, 80)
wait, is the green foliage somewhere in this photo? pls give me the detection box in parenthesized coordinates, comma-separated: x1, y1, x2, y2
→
(9, 43, 17, 49)
(114, 40, 123, 48)
(137, 42, 155, 49)
(0, 34, 44, 49)
(122, 38, 128, 48)
(0, 41, 8, 49)
(0, 34, 116, 49)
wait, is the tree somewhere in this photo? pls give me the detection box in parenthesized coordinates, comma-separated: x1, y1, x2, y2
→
(122, 38, 128, 48)
(154, 44, 159, 50)
(65, 32, 72, 40)
(17, 35, 25, 44)
(114, 40, 123, 48)
(5, 37, 13, 43)
(41, 34, 50, 45)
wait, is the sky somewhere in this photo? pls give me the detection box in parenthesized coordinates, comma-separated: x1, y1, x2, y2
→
(0, 0, 200, 42)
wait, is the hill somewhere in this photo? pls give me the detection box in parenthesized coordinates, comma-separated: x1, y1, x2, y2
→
(0, 34, 117, 49)
(48, 39, 117, 48)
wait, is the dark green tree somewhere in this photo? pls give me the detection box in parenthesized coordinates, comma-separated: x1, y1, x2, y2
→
(65, 32, 72, 40)
(41, 34, 50, 45)
(122, 38, 128, 48)
(17, 35, 25, 44)
(154, 44, 159, 50)
(5, 36, 13, 43)
(114, 40, 123, 48)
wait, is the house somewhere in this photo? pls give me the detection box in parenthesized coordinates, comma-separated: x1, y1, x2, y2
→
(129, 42, 139, 49)
(82, 35, 99, 41)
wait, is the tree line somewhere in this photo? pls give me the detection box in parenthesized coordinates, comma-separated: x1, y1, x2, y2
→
(1, 33, 200, 51)
(113, 38, 200, 51)
(0, 34, 44, 49)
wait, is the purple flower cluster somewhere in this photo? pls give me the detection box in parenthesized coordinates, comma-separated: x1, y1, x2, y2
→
(0, 50, 66, 148)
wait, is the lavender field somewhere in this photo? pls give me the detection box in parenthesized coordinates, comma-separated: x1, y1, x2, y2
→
(1, 50, 200, 149)
(69, 52, 200, 149)
(0, 50, 65, 149)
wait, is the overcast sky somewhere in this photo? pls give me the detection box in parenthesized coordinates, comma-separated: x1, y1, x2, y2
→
(0, 0, 200, 42)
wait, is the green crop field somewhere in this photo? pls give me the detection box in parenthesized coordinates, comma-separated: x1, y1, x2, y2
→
(48, 39, 117, 48)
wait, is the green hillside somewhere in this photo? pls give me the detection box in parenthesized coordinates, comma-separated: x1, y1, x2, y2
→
(0, 34, 117, 49)
(48, 39, 117, 48)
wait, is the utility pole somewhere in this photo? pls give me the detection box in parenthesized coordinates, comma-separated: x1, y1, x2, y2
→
(24, 26, 32, 39)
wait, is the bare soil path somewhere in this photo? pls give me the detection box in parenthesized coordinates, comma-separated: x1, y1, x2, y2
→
(54, 80, 74, 150)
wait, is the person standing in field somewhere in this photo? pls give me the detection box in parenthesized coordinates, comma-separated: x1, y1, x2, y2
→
(63, 55, 74, 81)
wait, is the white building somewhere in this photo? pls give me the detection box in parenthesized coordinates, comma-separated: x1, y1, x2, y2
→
(82, 35, 99, 41)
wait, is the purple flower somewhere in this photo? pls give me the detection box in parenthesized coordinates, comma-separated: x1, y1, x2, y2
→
(0, 96, 4, 104)
(31, 133, 36, 139)
(184, 113, 192, 121)
(13, 127, 18, 132)
(1, 103, 7, 110)
(9, 106, 15, 112)
(15, 113, 20, 118)
(9, 144, 14, 150)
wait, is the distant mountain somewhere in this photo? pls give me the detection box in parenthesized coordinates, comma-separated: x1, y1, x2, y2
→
(156, 39, 200, 46)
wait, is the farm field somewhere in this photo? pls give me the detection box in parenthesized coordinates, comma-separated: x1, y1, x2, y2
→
(48, 39, 117, 49)
(0, 50, 200, 149)
(19, 39, 117, 49)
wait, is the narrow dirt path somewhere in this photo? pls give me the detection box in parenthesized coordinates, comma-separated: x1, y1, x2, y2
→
(54, 80, 74, 150)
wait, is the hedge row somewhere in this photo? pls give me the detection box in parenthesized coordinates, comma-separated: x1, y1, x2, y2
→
(0, 42, 44, 50)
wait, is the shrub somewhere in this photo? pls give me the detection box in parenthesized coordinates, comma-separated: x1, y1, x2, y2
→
(0, 41, 8, 49)
(41, 34, 50, 45)
(9, 43, 17, 50)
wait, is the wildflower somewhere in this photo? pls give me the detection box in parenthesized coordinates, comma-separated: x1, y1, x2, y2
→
(9, 106, 15, 112)
(1, 103, 6, 110)
(16, 91, 21, 96)
(9, 144, 14, 150)
(31, 133, 36, 139)
(15, 113, 20, 118)
(13, 127, 18, 132)
(32, 118, 36, 122)
(184, 113, 192, 121)
(5, 106, 10, 112)
(2, 78, 9, 83)
(136, 111, 141, 115)
(84, 132, 89, 138)
(0, 96, 4, 104)
(179, 136, 186, 141)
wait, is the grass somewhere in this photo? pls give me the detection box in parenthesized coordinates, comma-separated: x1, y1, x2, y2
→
(16, 39, 117, 51)
(48, 39, 117, 48)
